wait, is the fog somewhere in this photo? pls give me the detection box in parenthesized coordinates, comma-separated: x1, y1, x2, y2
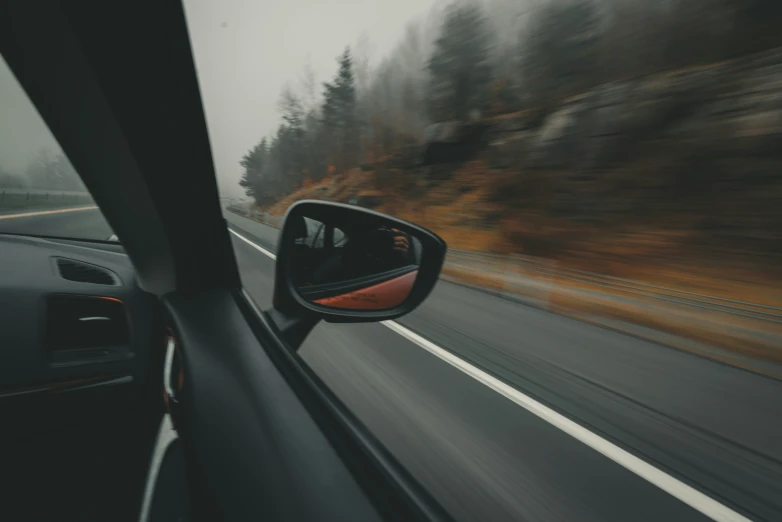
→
(0, 0, 440, 192)
(0, 56, 60, 174)
(183, 0, 443, 199)
(0, 0, 520, 195)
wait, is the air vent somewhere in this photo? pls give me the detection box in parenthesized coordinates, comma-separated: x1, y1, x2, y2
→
(55, 258, 119, 286)
(46, 295, 131, 352)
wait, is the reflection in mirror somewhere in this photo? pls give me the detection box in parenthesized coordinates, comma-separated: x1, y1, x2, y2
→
(288, 213, 423, 310)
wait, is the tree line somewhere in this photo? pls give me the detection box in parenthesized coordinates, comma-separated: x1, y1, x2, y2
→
(0, 149, 85, 191)
(240, 0, 781, 206)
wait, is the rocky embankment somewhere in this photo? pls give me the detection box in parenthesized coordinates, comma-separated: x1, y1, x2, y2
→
(410, 49, 782, 278)
(274, 48, 782, 284)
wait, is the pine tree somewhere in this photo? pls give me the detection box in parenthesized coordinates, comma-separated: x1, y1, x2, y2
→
(278, 87, 309, 181)
(522, 0, 601, 105)
(427, 2, 493, 122)
(239, 139, 268, 204)
(321, 48, 358, 173)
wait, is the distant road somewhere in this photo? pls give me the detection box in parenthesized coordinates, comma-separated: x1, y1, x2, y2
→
(0, 188, 89, 196)
(0, 206, 111, 239)
(3, 206, 782, 522)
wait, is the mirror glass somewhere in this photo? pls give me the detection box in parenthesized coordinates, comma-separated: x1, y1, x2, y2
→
(288, 213, 423, 310)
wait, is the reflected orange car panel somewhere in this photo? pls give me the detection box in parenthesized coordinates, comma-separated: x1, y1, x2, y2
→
(313, 270, 418, 310)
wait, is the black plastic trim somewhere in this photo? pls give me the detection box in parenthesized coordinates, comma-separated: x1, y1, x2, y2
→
(0, 375, 132, 399)
(53, 257, 122, 286)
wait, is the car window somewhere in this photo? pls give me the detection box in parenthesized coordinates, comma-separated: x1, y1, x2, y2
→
(187, 1, 782, 521)
(0, 55, 114, 241)
(303, 217, 325, 248)
(333, 227, 347, 247)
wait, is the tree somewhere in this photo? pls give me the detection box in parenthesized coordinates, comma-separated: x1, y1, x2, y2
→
(239, 139, 268, 204)
(278, 86, 311, 179)
(299, 63, 320, 113)
(321, 48, 359, 173)
(521, 0, 602, 106)
(426, 2, 493, 122)
(359, 19, 431, 160)
(0, 165, 26, 189)
(23, 149, 84, 191)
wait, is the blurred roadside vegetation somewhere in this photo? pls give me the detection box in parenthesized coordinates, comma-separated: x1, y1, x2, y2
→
(239, 0, 782, 309)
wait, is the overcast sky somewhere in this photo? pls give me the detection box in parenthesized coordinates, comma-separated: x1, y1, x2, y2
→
(0, 1, 440, 192)
(0, 56, 60, 174)
(183, 0, 441, 199)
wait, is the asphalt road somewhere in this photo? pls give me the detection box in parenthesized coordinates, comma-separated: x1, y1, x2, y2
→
(4, 207, 782, 522)
(225, 212, 782, 522)
(0, 206, 112, 239)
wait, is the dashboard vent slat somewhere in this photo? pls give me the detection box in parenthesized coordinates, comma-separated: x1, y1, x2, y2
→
(55, 258, 119, 286)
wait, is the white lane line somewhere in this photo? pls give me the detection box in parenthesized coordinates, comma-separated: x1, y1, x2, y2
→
(381, 321, 750, 522)
(230, 227, 751, 522)
(228, 227, 276, 260)
(0, 205, 98, 220)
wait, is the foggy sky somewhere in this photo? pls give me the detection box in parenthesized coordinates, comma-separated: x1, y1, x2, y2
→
(183, 0, 441, 199)
(1, 2, 440, 193)
(0, 56, 60, 173)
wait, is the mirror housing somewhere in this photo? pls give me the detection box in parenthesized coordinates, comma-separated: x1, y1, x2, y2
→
(265, 200, 446, 349)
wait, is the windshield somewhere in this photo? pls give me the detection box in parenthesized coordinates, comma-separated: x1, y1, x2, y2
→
(0, 55, 114, 241)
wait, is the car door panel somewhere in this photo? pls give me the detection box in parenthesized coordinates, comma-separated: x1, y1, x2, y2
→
(0, 237, 165, 522)
(0, 236, 163, 440)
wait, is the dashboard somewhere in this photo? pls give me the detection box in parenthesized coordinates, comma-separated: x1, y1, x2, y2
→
(0, 233, 163, 436)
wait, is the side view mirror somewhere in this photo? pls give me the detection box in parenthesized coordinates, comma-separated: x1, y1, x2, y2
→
(264, 200, 447, 350)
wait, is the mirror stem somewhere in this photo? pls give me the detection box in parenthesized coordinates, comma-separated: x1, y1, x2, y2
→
(264, 308, 319, 351)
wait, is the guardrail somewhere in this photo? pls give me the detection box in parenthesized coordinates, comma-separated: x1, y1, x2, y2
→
(226, 206, 282, 228)
(0, 188, 93, 211)
(446, 249, 782, 325)
(0, 188, 90, 196)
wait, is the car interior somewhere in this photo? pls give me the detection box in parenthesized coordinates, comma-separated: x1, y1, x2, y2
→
(0, 1, 450, 521)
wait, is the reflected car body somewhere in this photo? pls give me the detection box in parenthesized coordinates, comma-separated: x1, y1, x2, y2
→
(314, 269, 418, 310)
